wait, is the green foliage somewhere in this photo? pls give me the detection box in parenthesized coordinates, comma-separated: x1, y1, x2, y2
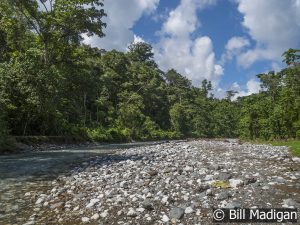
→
(0, 109, 15, 152)
(250, 140, 300, 157)
(170, 103, 190, 137)
(0, 0, 299, 149)
(238, 48, 300, 140)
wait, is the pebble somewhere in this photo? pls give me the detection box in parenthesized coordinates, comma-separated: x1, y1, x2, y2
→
(91, 213, 100, 220)
(9, 140, 298, 225)
(162, 214, 169, 222)
(81, 217, 90, 223)
(185, 207, 194, 214)
(169, 207, 185, 220)
(127, 208, 137, 217)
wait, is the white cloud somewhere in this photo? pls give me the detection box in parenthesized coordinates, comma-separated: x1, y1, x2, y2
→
(231, 79, 261, 99)
(221, 36, 250, 64)
(236, 0, 300, 67)
(83, 0, 159, 51)
(226, 36, 250, 51)
(133, 35, 145, 44)
(270, 62, 282, 73)
(214, 78, 261, 99)
(154, 0, 222, 87)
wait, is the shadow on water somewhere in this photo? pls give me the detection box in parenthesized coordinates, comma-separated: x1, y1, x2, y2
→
(0, 141, 164, 181)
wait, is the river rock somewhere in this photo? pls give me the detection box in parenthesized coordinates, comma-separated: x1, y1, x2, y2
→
(169, 207, 185, 220)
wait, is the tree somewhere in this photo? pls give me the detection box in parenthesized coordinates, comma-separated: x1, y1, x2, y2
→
(127, 42, 157, 67)
(4, 0, 106, 63)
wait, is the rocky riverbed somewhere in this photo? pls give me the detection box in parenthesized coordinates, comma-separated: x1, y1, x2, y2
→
(1, 140, 300, 224)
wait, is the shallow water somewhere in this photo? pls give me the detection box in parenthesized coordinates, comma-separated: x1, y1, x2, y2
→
(0, 142, 162, 225)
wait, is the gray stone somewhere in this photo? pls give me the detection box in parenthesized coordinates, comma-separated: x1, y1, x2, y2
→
(50, 202, 64, 209)
(91, 213, 100, 220)
(142, 199, 154, 210)
(81, 217, 90, 223)
(282, 199, 299, 208)
(127, 208, 137, 217)
(224, 201, 242, 209)
(185, 206, 194, 214)
(218, 172, 232, 180)
(169, 207, 185, 220)
(177, 175, 187, 182)
(216, 191, 231, 200)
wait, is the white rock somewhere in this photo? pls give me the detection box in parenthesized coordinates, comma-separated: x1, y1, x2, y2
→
(91, 213, 100, 220)
(136, 208, 145, 212)
(35, 198, 44, 205)
(127, 208, 137, 217)
(229, 179, 243, 188)
(23, 221, 35, 225)
(292, 157, 300, 163)
(162, 214, 170, 222)
(187, 180, 193, 185)
(100, 211, 108, 218)
(81, 217, 90, 223)
(161, 196, 169, 204)
(184, 166, 193, 171)
(86, 198, 99, 208)
(185, 207, 194, 214)
(43, 202, 49, 207)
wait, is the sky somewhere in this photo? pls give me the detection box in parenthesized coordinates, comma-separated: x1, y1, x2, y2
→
(83, 0, 300, 98)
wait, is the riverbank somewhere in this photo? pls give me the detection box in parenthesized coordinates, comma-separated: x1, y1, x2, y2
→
(1, 135, 180, 154)
(2, 139, 298, 224)
(246, 140, 300, 157)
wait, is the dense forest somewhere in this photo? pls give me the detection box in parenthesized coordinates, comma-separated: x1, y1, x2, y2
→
(0, 0, 299, 151)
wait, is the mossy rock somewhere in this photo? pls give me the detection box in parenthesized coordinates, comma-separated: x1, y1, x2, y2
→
(211, 180, 231, 189)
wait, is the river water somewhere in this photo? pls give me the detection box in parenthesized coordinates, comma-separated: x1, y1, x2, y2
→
(0, 142, 162, 225)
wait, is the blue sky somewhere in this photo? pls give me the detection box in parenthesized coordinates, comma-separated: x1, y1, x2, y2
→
(84, 0, 300, 98)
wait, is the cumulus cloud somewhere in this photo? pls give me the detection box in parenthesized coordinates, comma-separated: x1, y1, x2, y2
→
(83, 0, 159, 51)
(133, 35, 145, 44)
(154, 0, 223, 87)
(214, 78, 261, 99)
(232, 79, 261, 99)
(221, 36, 250, 64)
(236, 0, 300, 67)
